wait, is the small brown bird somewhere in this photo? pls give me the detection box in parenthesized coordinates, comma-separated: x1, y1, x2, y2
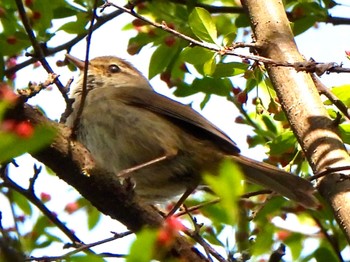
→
(65, 54, 317, 209)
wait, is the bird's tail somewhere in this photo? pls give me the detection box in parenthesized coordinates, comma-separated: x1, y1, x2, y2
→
(231, 155, 317, 208)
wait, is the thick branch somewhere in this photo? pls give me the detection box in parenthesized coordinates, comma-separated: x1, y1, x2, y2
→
(241, 0, 350, 243)
(7, 103, 206, 261)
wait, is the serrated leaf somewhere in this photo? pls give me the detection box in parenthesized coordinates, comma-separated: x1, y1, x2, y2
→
(203, 160, 244, 225)
(268, 130, 297, 155)
(188, 7, 218, 44)
(57, 13, 89, 34)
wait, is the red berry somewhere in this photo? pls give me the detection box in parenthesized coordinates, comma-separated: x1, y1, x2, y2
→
(147, 29, 156, 37)
(234, 116, 245, 124)
(276, 230, 291, 241)
(15, 121, 34, 138)
(2, 120, 17, 132)
(65, 202, 79, 214)
(6, 36, 17, 45)
(32, 11, 41, 20)
(232, 86, 242, 95)
(236, 91, 248, 104)
(179, 63, 188, 72)
(346, 50, 350, 59)
(165, 216, 185, 231)
(16, 215, 26, 223)
(0, 84, 18, 102)
(25, 0, 33, 6)
(160, 71, 171, 86)
(127, 43, 140, 55)
(136, 2, 147, 10)
(33, 61, 41, 68)
(0, 7, 5, 18)
(157, 229, 172, 247)
(164, 36, 176, 47)
(132, 19, 147, 28)
(40, 192, 51, 202)
(167, 23, 175, 30)
(6, 57, 17, 68)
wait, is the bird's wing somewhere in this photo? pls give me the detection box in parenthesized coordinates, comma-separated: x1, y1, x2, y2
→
(111, 86, 240, 154)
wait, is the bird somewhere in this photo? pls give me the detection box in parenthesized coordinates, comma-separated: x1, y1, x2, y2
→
(65, 54, 317, 211)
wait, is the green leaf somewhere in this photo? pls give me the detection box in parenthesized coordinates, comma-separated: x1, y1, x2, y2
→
(174, 77, 232, 98)
(0, 125, 56, 164)
(261, 114, 278, 134)
(57, 13, 89, 34)
(203, 55, 216, 76)
(313, 247, 338, 262)
(87, 207, 101, 230)
(127, 228, 158, 262)
(291, 16, 318, 36)
(148, 44, 178, 79)
(268, 130, 297, 156)
(203, 159, 244, 225)
(329, 84, 350, 107)
(223, 32, 237, 47)
(12, 190, 32, 215)
(69, 254, 105, 262)
(211, 62, 248, 78)
(181, 46, 215, 65)
(188, 7, 218, 44)
(252, 222, 274, 256)
(338, 123, 350, 144)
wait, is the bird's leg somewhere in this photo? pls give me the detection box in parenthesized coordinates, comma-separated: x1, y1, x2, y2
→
(117, 151, 177, 178)
(165, 186, 197, 218)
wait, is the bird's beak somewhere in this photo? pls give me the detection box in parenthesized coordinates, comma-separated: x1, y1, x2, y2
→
(65, 54, 85, 70)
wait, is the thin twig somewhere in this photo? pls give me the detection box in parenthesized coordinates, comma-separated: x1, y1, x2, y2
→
(103, 2, 350, 75)
(2, 167, 87, 250)
(311, 214, 344, 262)
(14, 0, 69, 104)
(311, 74, 350, 120)
(70, 0, 98, 138)
(27, 231, 132, 261)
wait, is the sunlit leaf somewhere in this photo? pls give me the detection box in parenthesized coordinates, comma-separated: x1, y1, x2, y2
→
(329, 84, 350, 107)
(203, 159, 244, 224)
(87, 206, 101, 230)
(188, 7, 218, 44)
(127, 228, 158, 262)
(181, 46, 215, 65)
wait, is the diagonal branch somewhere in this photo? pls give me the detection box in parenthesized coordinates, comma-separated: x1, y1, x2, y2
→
(6, 102, 207, 262)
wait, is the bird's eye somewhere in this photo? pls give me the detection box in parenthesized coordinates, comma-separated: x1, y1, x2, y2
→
(108, 64, 120, 73)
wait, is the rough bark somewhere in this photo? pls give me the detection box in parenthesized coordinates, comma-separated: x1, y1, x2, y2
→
(241, 0, 350, 242)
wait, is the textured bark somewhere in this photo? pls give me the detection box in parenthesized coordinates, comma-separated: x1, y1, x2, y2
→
(7, 103, 205, 261)
(242, 0, 350, 242)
